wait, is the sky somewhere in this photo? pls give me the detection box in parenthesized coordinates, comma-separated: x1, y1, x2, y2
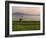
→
(12, 6, 41, 21)
(12, 6, 40, 15)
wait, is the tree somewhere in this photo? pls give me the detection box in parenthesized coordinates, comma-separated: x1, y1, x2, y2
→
(19, 16, 23, 22)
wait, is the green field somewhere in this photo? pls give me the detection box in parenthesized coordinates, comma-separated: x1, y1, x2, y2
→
(12, 21, 40, 31)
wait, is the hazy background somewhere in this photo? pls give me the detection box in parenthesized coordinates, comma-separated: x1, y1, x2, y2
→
(12, 6, 40, 21)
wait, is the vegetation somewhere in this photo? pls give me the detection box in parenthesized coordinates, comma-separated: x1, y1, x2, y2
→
(12, 21, 40, 31)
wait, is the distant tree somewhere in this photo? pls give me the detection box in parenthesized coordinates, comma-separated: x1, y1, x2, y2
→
(19, 16, 23, 22)
(19, 18, 22, 22)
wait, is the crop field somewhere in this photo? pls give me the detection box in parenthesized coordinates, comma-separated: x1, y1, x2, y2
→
(12, 21, 40, 31)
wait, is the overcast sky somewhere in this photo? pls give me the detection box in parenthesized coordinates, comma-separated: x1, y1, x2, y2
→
(12, 6, 40, 15)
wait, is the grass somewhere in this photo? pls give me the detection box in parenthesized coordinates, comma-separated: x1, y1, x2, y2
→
(12, 21, 40, 31)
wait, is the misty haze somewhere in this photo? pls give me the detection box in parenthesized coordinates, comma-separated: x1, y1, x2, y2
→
(12, 6, 40, 21)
